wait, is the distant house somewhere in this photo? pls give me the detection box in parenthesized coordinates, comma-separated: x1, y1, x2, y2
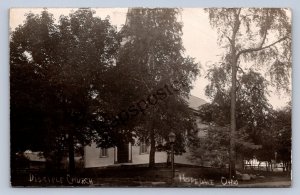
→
(83, 95, 208, 168)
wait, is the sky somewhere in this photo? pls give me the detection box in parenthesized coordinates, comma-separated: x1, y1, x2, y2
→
(9, 8, 290, 109)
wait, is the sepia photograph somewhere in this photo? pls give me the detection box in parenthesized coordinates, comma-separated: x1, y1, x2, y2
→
(10, 8, 292, 187)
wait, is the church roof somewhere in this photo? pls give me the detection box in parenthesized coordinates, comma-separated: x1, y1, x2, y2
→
(187, 95, 206, 111)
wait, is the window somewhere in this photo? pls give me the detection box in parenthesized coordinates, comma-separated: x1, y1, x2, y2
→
(140, 142, 148, 154)
(100, 148, 108, 157)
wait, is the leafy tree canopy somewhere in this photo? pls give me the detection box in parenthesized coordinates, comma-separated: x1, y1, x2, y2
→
(10, 9, 120, 158)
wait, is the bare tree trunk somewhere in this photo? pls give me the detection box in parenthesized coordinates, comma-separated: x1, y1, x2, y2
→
(229, 9, 241, 179)
(149, 128, 156, 167)
(229, 55, 237, 178)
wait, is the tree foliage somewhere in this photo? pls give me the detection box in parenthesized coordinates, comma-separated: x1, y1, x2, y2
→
(115, 8, 199, 166)
(11, 8, 200, 170)
(191, 69, 271, 167)
(189, 124, 230, 168)
(10, 9, 120, 170)
(255, 104, 291, 171)
(204, 8, 291, 176)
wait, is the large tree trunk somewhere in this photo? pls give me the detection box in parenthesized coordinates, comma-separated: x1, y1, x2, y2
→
(229, 9, 241, 179)
(149, 128, 156, 167)
(229, 58, 237, 178)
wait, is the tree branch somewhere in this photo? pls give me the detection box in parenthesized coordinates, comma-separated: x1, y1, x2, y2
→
(259, 29, 268, 48)
(237, 66, 246, 75)
(236, 8, 241, 17)
(237, 36, 289, 58)
(257, 10, 271, 49)
(225, 35, 232, 44)
(230, 8, 242, 47)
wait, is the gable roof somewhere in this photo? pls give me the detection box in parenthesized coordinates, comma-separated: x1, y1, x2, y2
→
(187, 95, 206, 111)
